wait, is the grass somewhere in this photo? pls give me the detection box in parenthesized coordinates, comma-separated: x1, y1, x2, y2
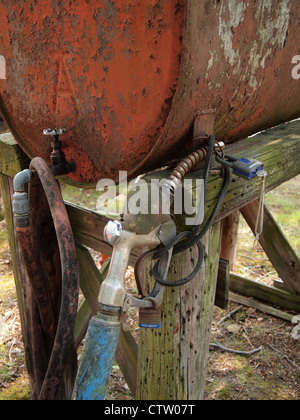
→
(234, 175, 300, 284)
(265, 179, 300, 255)
(0, 219, 29, 399)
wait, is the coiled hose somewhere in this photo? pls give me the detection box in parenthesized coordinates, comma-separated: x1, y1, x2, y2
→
(14, 157, 79, 400)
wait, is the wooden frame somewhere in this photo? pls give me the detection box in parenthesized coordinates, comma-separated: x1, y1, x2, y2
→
(0, 119, 300, 400)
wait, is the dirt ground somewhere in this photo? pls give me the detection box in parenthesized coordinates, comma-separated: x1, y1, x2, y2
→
(206, 304, 300, 400)
(107, 302, 300, 401)
(0, 176, 299, 400)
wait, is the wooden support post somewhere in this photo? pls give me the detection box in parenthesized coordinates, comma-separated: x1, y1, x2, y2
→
(215, 258, 230, 310)
(0, 132, 79, 399)
(136, 223, 221, 400)
(220, 211, 240, 271)
(0, 173, 44, 396)
(240, 200, 300, 295)
(0, 188, 4, 220)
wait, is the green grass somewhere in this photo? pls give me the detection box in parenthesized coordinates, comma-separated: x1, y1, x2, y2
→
(234, 175, 300, 283)
(0, 378, 30, 401)
(265, 175, 300, 255)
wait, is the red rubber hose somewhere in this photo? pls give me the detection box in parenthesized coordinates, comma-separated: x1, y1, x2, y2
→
(16, 157, 79, 400)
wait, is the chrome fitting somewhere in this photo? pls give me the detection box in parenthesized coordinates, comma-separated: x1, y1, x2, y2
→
(104, 221, 123, 245)
(99, 225, 161, 310)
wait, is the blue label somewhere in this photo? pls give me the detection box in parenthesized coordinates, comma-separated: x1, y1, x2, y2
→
(139, 322, 162, 329)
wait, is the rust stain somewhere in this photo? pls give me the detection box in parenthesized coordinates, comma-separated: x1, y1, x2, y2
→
(137, 0, 300, 175)
(0, 0, 300, 185)
(0, 0, 184, 183)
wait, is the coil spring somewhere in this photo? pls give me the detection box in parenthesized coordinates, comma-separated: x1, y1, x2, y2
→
(164, 147, 208, 194)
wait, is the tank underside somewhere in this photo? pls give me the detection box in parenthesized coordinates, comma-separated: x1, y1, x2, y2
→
(0, 0, 299, 184)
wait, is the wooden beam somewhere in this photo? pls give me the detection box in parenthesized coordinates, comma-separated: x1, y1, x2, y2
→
(240, 201, 300, 295)
(230, 274, 300, 313)
(0, 132, 30, 177)
(66, 203, 140, 267)
(229, 292, 294, 323)
(74, 250, 111, 347)
(189, 119, 300, 227)
(216, 120, 300, 218)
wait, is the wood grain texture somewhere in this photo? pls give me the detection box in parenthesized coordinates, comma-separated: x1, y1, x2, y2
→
(136, 223, 221, 400)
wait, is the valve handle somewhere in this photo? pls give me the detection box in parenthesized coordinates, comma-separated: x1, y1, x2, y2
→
(43, 128, 67, 137)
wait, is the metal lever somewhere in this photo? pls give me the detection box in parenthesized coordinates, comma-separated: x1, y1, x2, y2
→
(43, 128, 67, 137)
(99, 224, 161, 311)
(122, 220, 176, 314)
(99, 219, 176, 313)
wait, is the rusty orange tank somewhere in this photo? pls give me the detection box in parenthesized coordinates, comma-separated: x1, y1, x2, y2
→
(0, 0, 300, 184)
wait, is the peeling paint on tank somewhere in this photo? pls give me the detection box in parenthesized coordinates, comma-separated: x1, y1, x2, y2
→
(0, 0, 185, 183)
(247, 0, 291, 89)
(218, 0, 292, 89)
(0, 0, 300, 185)
(218, 0, 248, 70)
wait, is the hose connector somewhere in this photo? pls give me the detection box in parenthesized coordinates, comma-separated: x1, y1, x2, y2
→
(13, 169, 32, 193)
(13, 169, 32, 228)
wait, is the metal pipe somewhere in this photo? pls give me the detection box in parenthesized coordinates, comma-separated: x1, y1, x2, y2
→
(13, 169, 32, 228)
(13, 168, 32, 192)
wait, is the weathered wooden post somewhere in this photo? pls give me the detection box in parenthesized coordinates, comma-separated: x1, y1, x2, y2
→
(136, 224, 221, 400)
(220, 211, 240, 271)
